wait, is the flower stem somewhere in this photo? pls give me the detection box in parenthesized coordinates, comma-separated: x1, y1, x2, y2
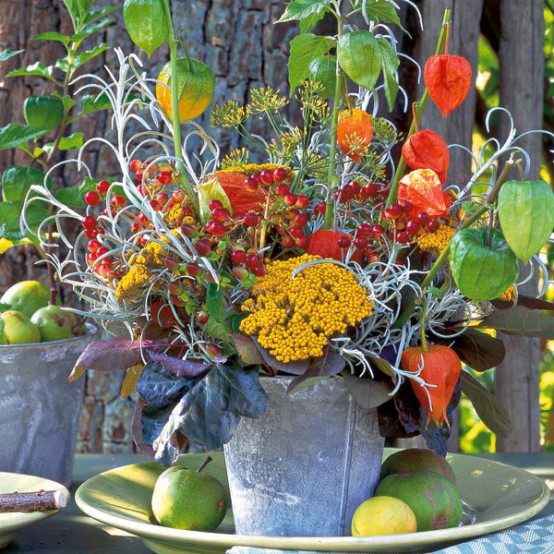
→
(385, 9, 452, 208)
(323, 14, 344, 230)
(162, 0, 197, 212)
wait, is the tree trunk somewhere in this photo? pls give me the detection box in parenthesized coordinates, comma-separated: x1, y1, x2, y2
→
(494, 0, 544, 453)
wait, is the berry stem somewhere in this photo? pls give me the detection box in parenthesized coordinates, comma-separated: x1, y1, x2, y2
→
(385, 8, 451, 209)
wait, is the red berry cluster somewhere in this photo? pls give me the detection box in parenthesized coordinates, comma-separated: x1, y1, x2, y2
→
(382, 202, 441, 245)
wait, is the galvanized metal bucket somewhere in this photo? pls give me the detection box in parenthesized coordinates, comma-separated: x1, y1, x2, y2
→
(0, 324, 97, 486)
(223, 375, 385, 542)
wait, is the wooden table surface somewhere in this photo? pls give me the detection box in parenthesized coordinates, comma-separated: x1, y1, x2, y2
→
(2, 452, 553, 553)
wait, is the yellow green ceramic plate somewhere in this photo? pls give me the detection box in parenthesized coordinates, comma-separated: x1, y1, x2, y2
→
(0, 472, 69, 549)
(75, 450, 550, 554)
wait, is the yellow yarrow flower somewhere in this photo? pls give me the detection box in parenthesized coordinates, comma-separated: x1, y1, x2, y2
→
(416, 224, 456, 255)
(498, 285, 517, 303)
(115, 232, 179, 304)
(240, 254, 373, 363)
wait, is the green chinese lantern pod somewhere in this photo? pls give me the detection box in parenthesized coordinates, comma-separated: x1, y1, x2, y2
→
(449, 228, 519, 301)
(497, 179, 554, 264)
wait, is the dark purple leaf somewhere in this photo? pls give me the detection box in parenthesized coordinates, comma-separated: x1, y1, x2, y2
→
(252, 337, 310, 375)
(460, 370, 512, 437)
(136, 361, 196, 409)
(141, 364, 268, 466)
(232, 334, 264, 365)
(377, 384, 420, 439)
(452, 328, 506, 371)
(287, 348, 345, 392)
(147, 351, 211, 378)
(342, 372, 394, 409)
(419, 380, 461, 456)
(479, 305, 554, 338)
(69, 337, 176, 378)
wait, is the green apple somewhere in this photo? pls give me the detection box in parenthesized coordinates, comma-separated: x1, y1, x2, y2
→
(31, 305, 74, 342)
(0, 310, 41, 344)
(151, 465, 227, 531)
(1, 281, 50, 318)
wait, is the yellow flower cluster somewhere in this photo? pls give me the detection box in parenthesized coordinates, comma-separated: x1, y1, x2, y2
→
(417, 224, 457, 254)
(115, 237, 172, 304)
(218, 163, 285, 178)
(498, 285, 517, 303)
(240, 254, 373, 363)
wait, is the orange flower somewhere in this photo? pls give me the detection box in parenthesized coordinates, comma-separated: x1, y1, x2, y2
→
(336, 109, 373, 162)
(398, 169, 451, 217)
(307, 229, 362, 262)
(213, 170, 266, 214)
(401, 344, 461, 427)
(401, 130, 449, 183)
(424, 55, 472, 117)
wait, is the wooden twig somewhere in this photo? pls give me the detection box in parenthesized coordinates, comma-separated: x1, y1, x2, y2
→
(0, 490, 67, 513)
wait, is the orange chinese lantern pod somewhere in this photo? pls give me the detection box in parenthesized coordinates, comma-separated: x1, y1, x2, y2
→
(424, 55, 472, 117)
(214, 171, 266, 214)
(397, 168, 451, 218)
(401, 344, 462, 427)
(336, 109, 374, 162)
(307, 229, 362, 262)
(401, 130, 450, 183)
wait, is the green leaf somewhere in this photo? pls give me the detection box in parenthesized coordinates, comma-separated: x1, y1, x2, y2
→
(0, 200, 50, 240)
(79, 17, 114, 37)
(54, 176, 97, 209)
(62, 0, 95, 29)
(337, 31, 382, 90)
(81, 6, 118, 28)
(23, 96, 64, 130)
(308, 55, 337, 99)
(452, 328, 505, 371)
(32, 31, 70, 46)
(0, 49, 24, 62)
(364, 0, 402, 26)
(67, 44, 108, 71)
(497, 180, 554, 263)
(288, 33, 335, 93)
(44, 132, 84, 154)
(2, 166, 51, 202)
(479, 305, 554, 338)
(449, 228, 519, 301)
(7, 61, 55, 80)
(460, 370, 512, 437)
(0, 124, 47, 150)
(300, 10, 327, 33)
(123, 0, 168, 56)
(377, 37, 400, 110)
(80, 93, 112, 115)
(277, 0, 330, 23)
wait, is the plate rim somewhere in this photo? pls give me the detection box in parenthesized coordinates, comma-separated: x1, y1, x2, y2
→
(75, 451, 551, 552)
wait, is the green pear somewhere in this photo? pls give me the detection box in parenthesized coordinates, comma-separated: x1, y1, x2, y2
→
(151, 465, 227, 531)
(0, 310, 41, 344)
(1, 281, 50, 317)
(31, 305, 74, 342)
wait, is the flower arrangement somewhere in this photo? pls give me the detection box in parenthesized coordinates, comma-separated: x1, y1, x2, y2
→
(25, 0, 554, 465)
